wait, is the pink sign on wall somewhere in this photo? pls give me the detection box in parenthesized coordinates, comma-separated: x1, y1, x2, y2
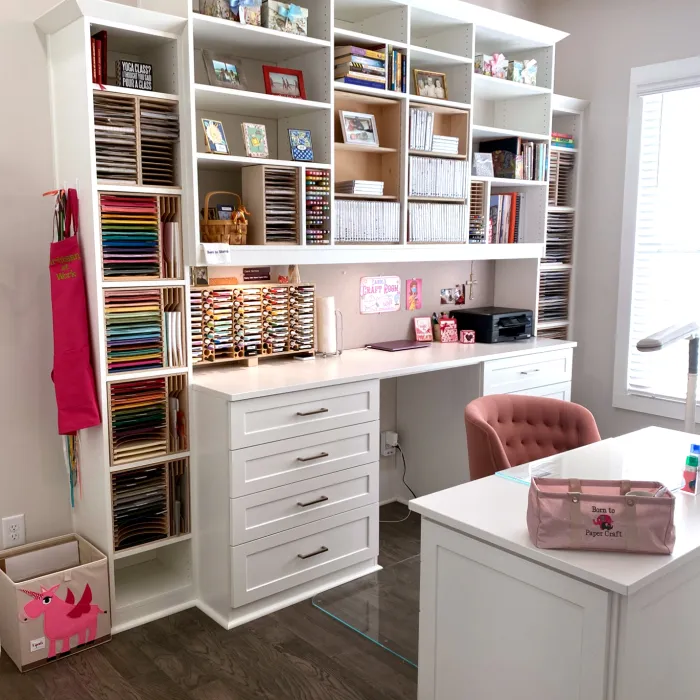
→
(360, 276, 401, 314)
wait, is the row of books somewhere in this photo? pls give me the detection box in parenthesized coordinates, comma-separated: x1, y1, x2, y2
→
(478, 137, 548, 181)
(408, 157, 468, 199)
(334, 45, 386, 89)
(488, 193, 524, 244)
(335, 200, 400, 243)
(408, 203, 468, 243)
(552, 131, 575, 149)
(336, 180, 384, 195)
(522, 141, 548, 182)
(91, 30, 107, 84)
(387, 49, 406, 93)
(408, 109, 458, 155)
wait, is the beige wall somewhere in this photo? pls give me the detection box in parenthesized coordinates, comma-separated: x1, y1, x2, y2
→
(537, 0, 700, 437)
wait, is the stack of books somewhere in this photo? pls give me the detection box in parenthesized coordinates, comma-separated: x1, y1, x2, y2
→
(408, 203, 468, 243)
(334, 45, 386, 89)
(409, 157, 468, 199)
(387, 48, 406, 93)
(431, 135, 459, 156)
(335, 200, 400, 242)
(336, 180, 385, 196)
(552, 132, 575, 149)
(488, 192, 524, 243)
(521, 141, 548, 181)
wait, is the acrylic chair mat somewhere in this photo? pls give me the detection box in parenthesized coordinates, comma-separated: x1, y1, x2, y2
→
(311, 554, 420, 667)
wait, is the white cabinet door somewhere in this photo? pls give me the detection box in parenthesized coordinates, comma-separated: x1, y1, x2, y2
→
(418, 519, 609, 700)
(510, 381, 571, 401)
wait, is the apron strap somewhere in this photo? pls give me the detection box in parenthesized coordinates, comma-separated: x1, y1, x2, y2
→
(64, 188, 79, 238)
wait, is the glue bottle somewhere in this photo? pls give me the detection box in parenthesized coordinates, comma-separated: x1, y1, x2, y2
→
(681, 445, 700, 494)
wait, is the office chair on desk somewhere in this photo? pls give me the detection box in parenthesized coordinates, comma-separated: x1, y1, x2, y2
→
(465, 395, 601, 481)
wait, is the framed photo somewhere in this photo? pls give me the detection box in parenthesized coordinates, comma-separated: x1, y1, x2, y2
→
(201, 118, 229, 155)
(262, 66, 306, 99)
(241, 123, 269, 158)
(203, 51, 247, 90)
(339, 111, 379, 147)
(413, 69, 448, 100)
(191, 266, 209, 287)
(288, 129, 313, 161)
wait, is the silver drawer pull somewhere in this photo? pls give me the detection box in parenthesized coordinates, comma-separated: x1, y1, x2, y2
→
(519, 369, 541, 375)
(297, 407, 329, 417)
(297, 495, 329, 508)
(297, 546, 329, 560)
(297, 451, 329, 463)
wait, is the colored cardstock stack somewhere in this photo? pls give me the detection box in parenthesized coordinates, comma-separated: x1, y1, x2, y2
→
(101, 194, 161, 277)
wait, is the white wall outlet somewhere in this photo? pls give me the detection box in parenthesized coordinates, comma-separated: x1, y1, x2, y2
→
(2, 514, 26, 548)
(381, 431, 398, 457)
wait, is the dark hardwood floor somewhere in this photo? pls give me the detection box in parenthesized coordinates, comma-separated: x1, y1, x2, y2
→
(0, 503, 421, 700)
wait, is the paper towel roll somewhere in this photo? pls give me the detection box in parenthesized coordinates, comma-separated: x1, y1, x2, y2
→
(317, 296, 337, 355)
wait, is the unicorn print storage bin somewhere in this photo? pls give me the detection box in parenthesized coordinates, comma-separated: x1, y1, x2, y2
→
(0, 534, 111, 671)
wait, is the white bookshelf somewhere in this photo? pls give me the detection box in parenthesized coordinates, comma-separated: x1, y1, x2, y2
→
(36, 0, 577, 632)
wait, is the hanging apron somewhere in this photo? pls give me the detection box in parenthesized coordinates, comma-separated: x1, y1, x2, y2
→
(49, 188, 101, 434)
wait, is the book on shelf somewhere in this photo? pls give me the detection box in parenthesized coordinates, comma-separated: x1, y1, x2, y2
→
(335, 54, 385, 69)
(408, 203, 468, 243)
(478, 137, 548, 181)
(336, 180, 384, 195)
(335, 200, 400, 243)
(431, 136, 459, 155)
(91, 30, 107, 85)
(409, 156, 468, 199)
(333, 70, 385, 85)
(552, 131, 575, 148)
(386, 49, 405, 93)
(335, 46, 388, 89)
(409, 108, 459, 154)
(335, 76, 386, 89)
(334, 45, 386, 61)
(488, 192, 523, 244)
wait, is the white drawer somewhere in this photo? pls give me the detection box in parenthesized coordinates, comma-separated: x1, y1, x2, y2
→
(229, 422, 379, 496)
(228, 381, 379, 449)
(230, 463, 378, 545)
(230, 504, 378, 607)
(482, 348, 573, 395)
(511, 381, 571, 401)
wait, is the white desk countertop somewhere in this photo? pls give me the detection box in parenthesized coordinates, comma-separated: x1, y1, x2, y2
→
(410, 426, 700, 595)
(191, 338, 576, 401)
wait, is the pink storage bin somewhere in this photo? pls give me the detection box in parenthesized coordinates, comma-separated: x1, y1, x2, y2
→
(527, 478, 675, 554)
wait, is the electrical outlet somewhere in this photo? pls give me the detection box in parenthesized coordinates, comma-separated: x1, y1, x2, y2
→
(381, 431, 398, 457)
(2, 514, 26, 548)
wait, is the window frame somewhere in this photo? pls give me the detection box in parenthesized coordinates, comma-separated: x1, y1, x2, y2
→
(613, 55, 700, 420)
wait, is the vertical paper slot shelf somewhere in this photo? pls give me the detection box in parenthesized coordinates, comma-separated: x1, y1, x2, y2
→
(168, 458, 190, 537)
(538, 268, 571, 325)
(162, 287, 186, 369)
(544, 210, 574, 265)
(190, 288, 204, 365)
(140, 99, 180, 187)
(109, 377, 168, 466)
(160, 195, 183, 279)
(167, 374, 189, 454)
(469, 180, 487, 244)
(305, 169, 331, 245)
(548, 150, 575, 207)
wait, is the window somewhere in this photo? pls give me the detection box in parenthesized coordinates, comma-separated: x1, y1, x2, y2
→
(615, 57, 700, 419)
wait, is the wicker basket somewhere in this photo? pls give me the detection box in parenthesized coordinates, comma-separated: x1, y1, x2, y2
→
(200, 191, 248, 245)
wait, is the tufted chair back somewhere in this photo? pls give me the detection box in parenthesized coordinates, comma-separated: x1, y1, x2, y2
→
(464, 395, 601, 481)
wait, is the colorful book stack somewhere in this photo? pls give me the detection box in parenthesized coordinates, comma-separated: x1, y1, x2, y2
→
(552, 132, 575, 149)
(104, 289, 163, 373)
(387, 48, 406, 93)
(305, 169, 330, 245)
(488, 193, 524, 244)
(334, 45, 386, 89)
(190, 290, 203, 363)
(100, 194, 160, 278)
(109, 378, 168, 465)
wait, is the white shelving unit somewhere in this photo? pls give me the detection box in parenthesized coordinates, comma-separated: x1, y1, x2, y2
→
(36, 0, 578, 632)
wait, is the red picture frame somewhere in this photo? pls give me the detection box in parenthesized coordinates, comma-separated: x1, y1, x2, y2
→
(262, 65, 306, 100)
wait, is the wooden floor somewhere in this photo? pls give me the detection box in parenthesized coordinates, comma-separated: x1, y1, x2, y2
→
(0, 503, 421, 700)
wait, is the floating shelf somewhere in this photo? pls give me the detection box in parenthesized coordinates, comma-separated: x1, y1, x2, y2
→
(192, 13, 331, 60)
(472, 124, 550, 141)
(472, 73, 551, 100)
(334, 142, 397, 153)
(194, 84, 331, 118)
(197, 153, 331, 171)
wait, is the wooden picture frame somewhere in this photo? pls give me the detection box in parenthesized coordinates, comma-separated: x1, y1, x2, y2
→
(203, 51, 248, 90)
(262, 65, 306, 99)
(339, 110, 379, 147)
(201, 118, 230, 155)
(413, 69, 448, 100)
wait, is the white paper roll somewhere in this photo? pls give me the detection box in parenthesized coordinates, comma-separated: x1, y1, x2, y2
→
(317, 296, 337, 355)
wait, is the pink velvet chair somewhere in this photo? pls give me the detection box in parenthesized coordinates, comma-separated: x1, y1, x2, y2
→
(464, 394, 601, 481)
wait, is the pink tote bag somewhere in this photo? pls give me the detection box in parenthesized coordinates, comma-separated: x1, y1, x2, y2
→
(527, 478, 675, 554)
(49, 189, 101, 435)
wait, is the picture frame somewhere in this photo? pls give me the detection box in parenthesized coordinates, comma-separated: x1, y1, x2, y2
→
(203, 51, 247, 91)
(241, 123, 269, 158)
(201, 118, 230, 155)
(191, 266, 210, 287)
(413, 69, 448, 100)
(288, 129, 313, 162)
(262, 66, 306, 99)
(339, 111, 379, 147)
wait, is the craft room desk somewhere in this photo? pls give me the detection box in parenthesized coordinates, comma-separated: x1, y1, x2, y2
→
(191, 338, 575, 629)
(410, 427, 700, 700)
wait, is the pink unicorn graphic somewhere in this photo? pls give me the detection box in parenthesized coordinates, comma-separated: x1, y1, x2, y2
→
(20, 584, 106, 658)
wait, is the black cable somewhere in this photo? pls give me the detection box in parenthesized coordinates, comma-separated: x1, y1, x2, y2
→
(396, 443, 417, 499)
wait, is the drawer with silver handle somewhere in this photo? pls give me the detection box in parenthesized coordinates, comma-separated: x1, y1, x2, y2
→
(230, 463, 378, 545)
(228, 380, 379, 449)
(482, 348, 573, 395)
(229, 423, 379, 497)
(230, 504, 378, 607)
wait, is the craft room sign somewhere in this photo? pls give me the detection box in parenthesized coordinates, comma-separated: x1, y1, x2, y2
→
(360, 276, 401, 314)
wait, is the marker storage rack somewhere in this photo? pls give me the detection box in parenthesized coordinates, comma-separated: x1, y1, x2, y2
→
(305, 169, 331, 245)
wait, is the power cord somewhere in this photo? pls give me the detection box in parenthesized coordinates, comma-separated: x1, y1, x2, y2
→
(380, 442, 418, 523)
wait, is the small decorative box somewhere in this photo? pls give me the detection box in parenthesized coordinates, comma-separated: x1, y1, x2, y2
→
(439, 318, 458, 343)
(472, 152, 494, 178)
(262, 0, 309, 35)
(460, 330, 476, 344)
(474, 54, 492, 76)
(522, 59, 538, 86)
(414, 317, 433, 342)
(507, 60, 524, 83)
(491, 53, 508, 80)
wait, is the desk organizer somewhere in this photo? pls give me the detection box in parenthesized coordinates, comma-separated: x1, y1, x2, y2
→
(190, 283, 316, 367)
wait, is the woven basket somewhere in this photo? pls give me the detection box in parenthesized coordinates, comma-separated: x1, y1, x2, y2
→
(200, 191, 248, 245)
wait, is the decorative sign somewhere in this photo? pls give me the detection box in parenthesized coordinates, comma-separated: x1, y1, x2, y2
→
(116, 60, 153, 91)
(243, 266, 271, 282)
(360, 276, 401, 315)
(201, 242, 231, 265)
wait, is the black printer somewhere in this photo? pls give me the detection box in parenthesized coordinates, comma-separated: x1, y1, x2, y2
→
(449, 306, 533, 343)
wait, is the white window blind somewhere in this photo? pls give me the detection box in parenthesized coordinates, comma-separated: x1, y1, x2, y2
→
(627, 86, 700, 401)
